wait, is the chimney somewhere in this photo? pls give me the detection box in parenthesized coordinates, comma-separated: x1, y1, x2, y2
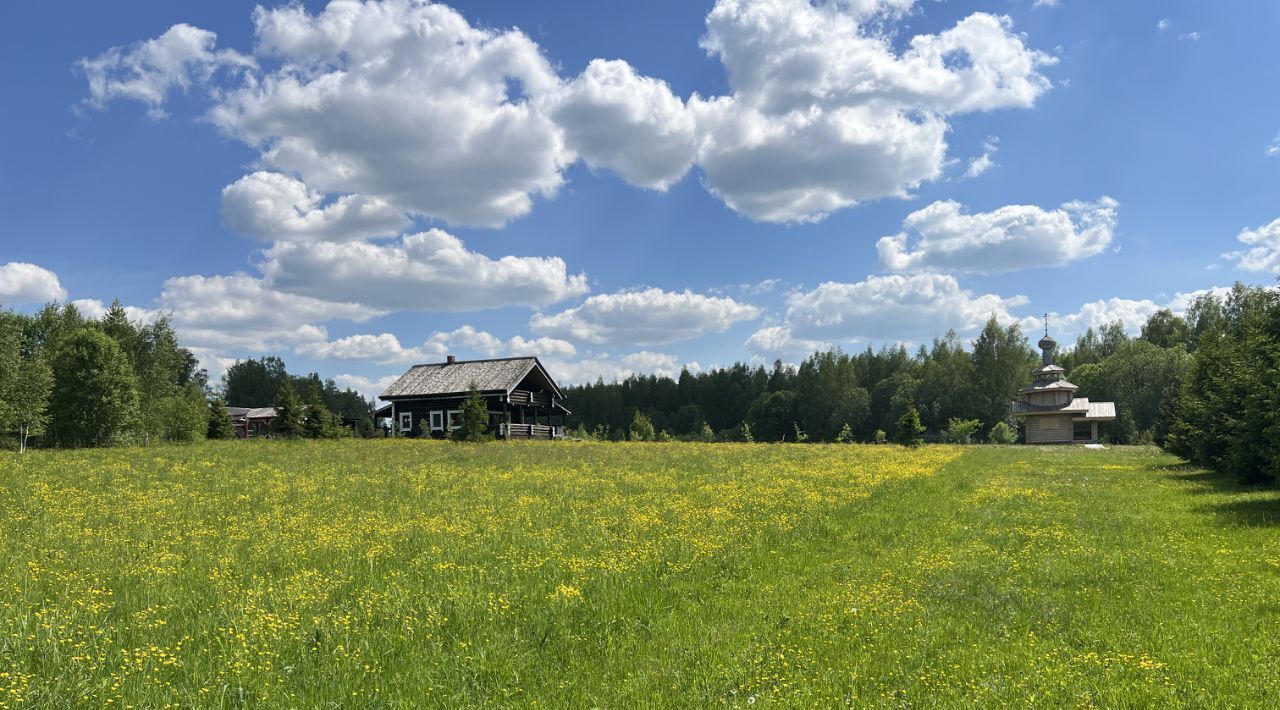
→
(446, 355, 457, 365)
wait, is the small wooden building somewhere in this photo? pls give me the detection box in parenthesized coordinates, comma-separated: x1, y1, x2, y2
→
(1010, 331, 1116, 444)
(376, 355, 569, 439)
(225, 406, 277, 438)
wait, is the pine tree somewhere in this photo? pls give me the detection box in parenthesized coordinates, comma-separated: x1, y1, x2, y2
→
(453, 383, 491, 442)
(895, 405, 925, 448)
(629, 410, 655, 441)
(303, 390, 330, 439)
(274, 378, 304, 438)
(837, 422, 855, 443)
(207, 394, 236, 439)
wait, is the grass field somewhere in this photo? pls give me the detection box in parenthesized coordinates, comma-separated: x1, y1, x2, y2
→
(2, 441, 1279, 707)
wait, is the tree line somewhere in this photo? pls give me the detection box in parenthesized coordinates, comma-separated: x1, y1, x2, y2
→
(0, 301, 374, 450)
(564, 303, 1216, 450)
(1165, 283, 1280, 485)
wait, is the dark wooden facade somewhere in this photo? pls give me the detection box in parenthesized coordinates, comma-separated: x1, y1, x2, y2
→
(378, 357, 568, 440)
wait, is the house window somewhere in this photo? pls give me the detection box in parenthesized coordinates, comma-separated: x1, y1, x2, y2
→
(430, 411, 444, 431)
(446, 410, 461, 430)
(399, 412, 412, 432)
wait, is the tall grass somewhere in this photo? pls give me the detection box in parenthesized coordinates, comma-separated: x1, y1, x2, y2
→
(0, 441, 1277, 706)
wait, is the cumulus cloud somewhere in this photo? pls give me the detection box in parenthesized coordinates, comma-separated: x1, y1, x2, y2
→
(1223, 218, 1280, 273)
(332, 373, 401, 402)
(298, 326, 576, 364)
(1030, 286, 1236, 341)
(744, 325, 831, 359)
(531, 287, 761, 346)
(78, 23, 252, 118)
(259, 229, 588, 311)
(156, 273, 379, 351)
(546, 351, 695, 385)
(82, 0, 1054, 226)
(757, 273, 1026, 348)
(691, 3, 1054, 221)
(70, 298, 158, 324)
(210, 0, 568, 227)
(0, 262, 68, 304)
(550, 59, 697, 189)
(220, 171, 409, 242)
(877, 196, 1118, 273)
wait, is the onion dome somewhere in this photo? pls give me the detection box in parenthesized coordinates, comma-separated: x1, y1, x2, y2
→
(1038, 334, 1057, 351)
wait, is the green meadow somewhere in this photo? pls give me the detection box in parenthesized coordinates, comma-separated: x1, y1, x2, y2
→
(1, 441, 1278, 707)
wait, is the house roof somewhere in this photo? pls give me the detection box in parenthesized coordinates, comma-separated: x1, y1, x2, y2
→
(224, 406, 276, 422)
(1019, 378, 1079, 394)
(1011, 397, 1116, 421)
(1083, 401, 1117, 421)
(380, 356, 563, 400)
(1012, 398, 1090, 415)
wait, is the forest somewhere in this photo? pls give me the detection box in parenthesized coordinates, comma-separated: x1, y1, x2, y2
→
(0, 300, 372, 451)
(565, 283, 1280, 484)
(2, 283, 1278, 485)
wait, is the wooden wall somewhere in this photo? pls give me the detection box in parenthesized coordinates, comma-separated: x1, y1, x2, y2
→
(1025, 414, 1073, 444)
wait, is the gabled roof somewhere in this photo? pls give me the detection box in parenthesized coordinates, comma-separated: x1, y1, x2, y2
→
(380, 356, 563, 400)
(224, 406, 276, 421)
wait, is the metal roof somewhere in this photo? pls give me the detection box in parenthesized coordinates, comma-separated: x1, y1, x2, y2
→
(380, 357, 562, 400)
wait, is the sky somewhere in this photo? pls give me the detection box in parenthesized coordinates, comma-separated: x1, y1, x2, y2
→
(2, 0, 1279, 399)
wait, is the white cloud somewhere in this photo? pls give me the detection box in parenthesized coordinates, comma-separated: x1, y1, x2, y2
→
(771, 272, 1026, 344)
(1223, 218, 1280, 273)
(1156, 19, 1171, 32)
(156, 273, 379, 351)
(84, 0, 1054, 226)
(1178, 32, 1201, 41)
(1033, 0, 1060, 7)
(744, 325, 831, 359)
(297, 326, 577, 364)
(209, 0, 569, 228)
(546, 351, 695, 385)
(531, 287, 761, 346)
(70, 298, 158, 324)
(1031, 286, 1237, 341)
(1268, 133, 1280, 157)
(877, 196, 1118, 273)
(259, 229, 589, 311)
(78, 23, 252, 119)
(220, 171, 409, 242)
(333, 373, 400, 403)
(690, 4, 1054, 222)
(963, 137, 999, 178)
(0, 262, 68, 304)
(550, 59, 697, 190)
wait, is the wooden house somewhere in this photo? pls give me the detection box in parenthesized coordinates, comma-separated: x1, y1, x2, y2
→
(225, 406, 277, 438)
(375, 356, 569, 439)
(1010, 331, 1116, 444)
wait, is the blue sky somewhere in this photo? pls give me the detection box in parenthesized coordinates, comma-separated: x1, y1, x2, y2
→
(1, 0, 1278, 397)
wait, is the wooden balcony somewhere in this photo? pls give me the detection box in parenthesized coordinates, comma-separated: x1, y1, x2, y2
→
(508, 390, 553, 407)
(499, 423, 564, 439)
